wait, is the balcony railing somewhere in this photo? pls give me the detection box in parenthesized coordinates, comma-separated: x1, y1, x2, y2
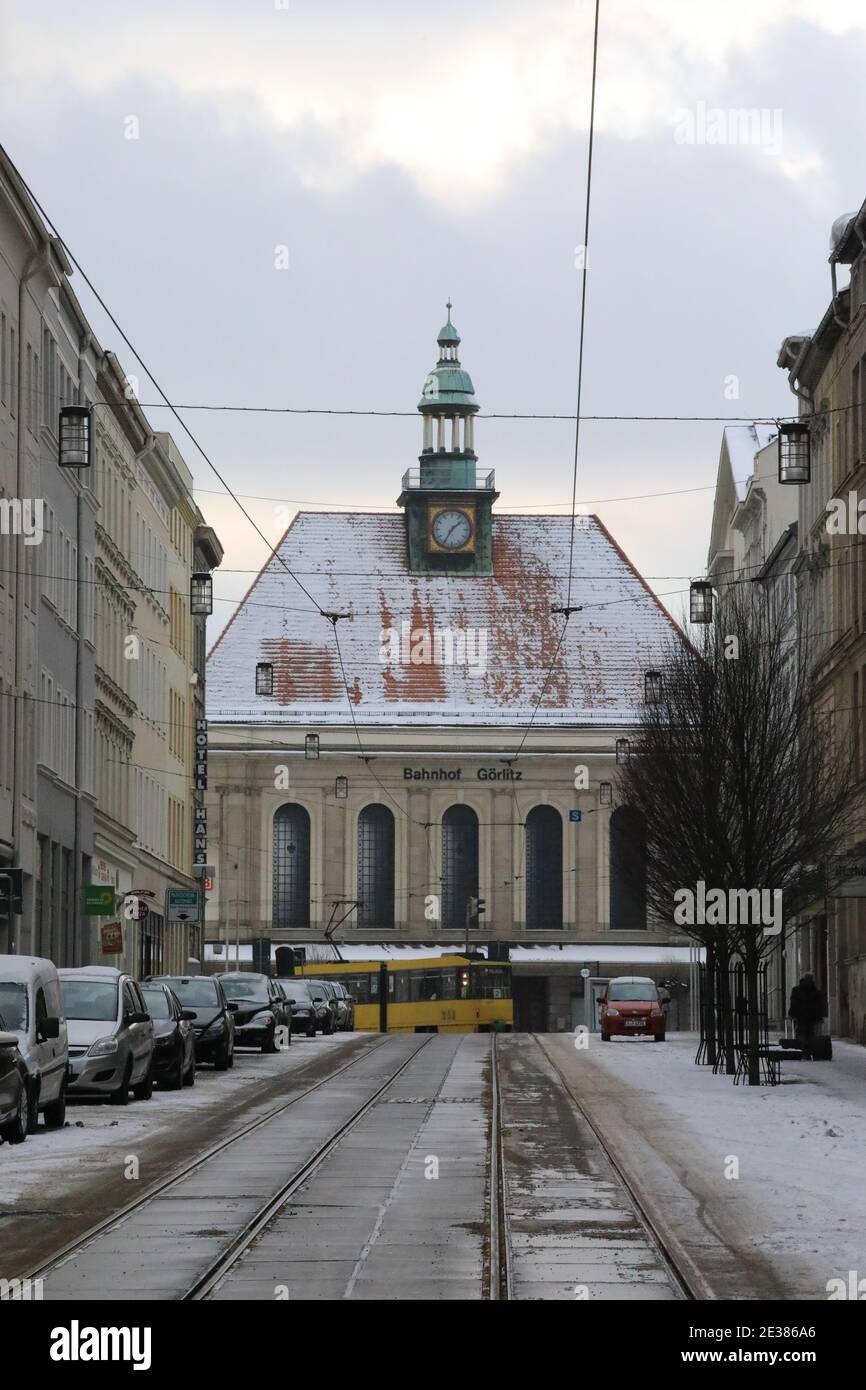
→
(401, 466, 496, 491)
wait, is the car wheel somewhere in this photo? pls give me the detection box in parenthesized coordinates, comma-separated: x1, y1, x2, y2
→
(262, 1026, 278, 1054)
(110, 1061, 132, 1105)
(214, 1039, 231, 1071)
(26, 1082, 39, 1133)
(163, 1053, 183, 1090)
(43, 1082, 67, 1129)
(133, 1065, 154, 1101)
(654, 1032, 666, 1043)
(306, 1022, 316, 1038)
(322, 1017, 333, 1036)
(600, 1031, 610, 1042)
(183, 1054, 196, 1086)
(226, 1044, 234, 1069)
(4, 1086, 29, 1144)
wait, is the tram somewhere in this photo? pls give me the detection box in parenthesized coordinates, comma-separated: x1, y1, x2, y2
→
(293, 955, 513, 1033)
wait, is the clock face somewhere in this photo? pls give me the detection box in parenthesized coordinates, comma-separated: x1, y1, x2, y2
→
(431, 508, 473, 550)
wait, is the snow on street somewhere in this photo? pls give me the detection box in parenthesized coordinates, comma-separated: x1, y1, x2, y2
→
(545, 1032, 866, 1301)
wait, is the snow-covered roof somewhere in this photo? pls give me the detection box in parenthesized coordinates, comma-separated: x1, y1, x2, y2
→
(723, 424, 777, 498)
(207, 511, 683, 728)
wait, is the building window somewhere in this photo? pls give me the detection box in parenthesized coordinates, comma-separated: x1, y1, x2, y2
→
(273, 803, 311, 928)
(525, 805, 563, 929)
(357, 804, 395, 929)
(442, 804, 479, 932)
(610, 806, 647, 930)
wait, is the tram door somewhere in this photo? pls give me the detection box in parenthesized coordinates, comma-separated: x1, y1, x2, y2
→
(512, 977, 548, 1032)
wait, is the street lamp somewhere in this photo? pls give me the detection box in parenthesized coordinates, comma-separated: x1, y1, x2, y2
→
(305, 733, 320, 760)
(255, 662, 274, 696)
(58, 405, 92, 467)
(690, 580, 714, 624)
(190, 573, 213, 616)
(644, 670, 663, 705)
(778, 421, 811, 485)
(615, 738, 630, 765)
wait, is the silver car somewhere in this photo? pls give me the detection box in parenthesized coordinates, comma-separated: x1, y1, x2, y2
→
(59, 967, 154, 1105)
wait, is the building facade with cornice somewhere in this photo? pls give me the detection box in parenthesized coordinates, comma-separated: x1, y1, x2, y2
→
(205, 309, 694, 1029)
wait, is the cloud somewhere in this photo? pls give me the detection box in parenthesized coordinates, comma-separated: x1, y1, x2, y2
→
(2, 0, 863, 204)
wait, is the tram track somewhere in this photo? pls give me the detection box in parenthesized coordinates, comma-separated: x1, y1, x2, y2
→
(28, 1034, 434, 1299)
(488, 1032, 513, 1300)
(533, 1035, 699, 1301)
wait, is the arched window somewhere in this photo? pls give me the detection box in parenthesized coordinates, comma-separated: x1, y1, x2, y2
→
(273, 803, 310, 928)
(442, 804, 479, 932)
(610, 806, 647, 930)
(525, 805, 563, 929)
(357, 804, 395, 929)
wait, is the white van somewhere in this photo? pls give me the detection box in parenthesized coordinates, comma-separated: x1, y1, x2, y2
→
(0, 955, 68, 1129)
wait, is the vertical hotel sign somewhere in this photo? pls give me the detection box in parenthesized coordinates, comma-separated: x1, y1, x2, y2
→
(194, 718, 208, 867)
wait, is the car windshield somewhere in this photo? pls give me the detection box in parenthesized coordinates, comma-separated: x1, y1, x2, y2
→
(141, 988, 171, 1019)
(61, 979, 118, 1021)
(0, 982, 27, 1031)
(607, 983, 657, 1001)
(159, 978, 219, 1007)
(281, 983, 313, 1000)
(222, 978, 269, 1002)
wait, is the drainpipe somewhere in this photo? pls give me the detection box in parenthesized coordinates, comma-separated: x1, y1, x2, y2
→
(71, 331, 92, 966)
(10, 237, 52, 954)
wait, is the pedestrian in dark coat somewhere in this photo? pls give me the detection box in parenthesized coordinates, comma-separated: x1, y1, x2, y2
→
(789, 974, 826, 1043)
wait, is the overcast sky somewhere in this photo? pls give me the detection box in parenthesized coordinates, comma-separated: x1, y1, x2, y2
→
(3, 0, 866, 640)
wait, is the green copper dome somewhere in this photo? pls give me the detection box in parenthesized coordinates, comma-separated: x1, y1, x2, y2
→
(417, 302, 479, 414)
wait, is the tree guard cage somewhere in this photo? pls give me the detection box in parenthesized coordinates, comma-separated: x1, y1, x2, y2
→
(696, 955, 772, 1084)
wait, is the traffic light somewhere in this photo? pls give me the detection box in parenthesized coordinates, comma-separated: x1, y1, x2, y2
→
(0, 868, 23, 916)
(477, 897, 486, 918)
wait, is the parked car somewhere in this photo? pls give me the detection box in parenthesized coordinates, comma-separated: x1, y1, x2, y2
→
(0, 1012, 29, 1143)
(59, 967, 155, 1104)
(599, 976, 666, 1042)
(276, 979, 319, 1037)
(219, 972, 288, 1052)
(330, 981, 354, 1031)
(140, 983, 196, 1089)
(305, 980, 338, 1035)
(0, 954, 68, 1130)
(149, 974, 235, 1069)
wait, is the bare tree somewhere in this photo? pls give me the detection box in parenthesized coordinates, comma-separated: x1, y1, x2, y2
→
(616, 581, 856, 1084)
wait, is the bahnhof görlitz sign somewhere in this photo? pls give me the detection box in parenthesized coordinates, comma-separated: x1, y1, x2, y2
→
(403, 766, 522, 781)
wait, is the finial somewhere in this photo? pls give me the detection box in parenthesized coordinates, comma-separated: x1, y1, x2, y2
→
(446, 298, 452, 321)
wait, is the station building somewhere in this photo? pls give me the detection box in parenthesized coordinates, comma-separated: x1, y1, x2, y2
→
(204, 309, 694, 1029)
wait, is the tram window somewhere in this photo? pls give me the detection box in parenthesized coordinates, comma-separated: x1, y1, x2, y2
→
(343, 974, 369, 1004)
(390, 971, 410, 1003)
(473, 966, 511, 999)
(410, 971, 444, 1002)
(440, 969, 457, 1000)
(370, 972, 379, 999)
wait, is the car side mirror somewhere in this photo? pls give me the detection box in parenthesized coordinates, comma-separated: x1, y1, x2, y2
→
(128, 1010, 150, 1025)
(0, 1030, 18, 1050)
(38, 1016, 61, 1041)
(180, 1009, 196, 1021)
(226, 1001, 238, 1011)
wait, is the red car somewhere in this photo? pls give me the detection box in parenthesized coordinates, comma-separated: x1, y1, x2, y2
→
(600, 976, 666, 1041)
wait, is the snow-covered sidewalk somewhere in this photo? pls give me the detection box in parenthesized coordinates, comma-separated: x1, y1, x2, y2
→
(545, 1032, 866, 1301)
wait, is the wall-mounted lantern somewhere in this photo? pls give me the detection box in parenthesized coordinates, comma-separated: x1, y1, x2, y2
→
(689, 580, 713, 624)
(305, 733, 320, 760)
(599, 781, 612, 805)
(255, 662, 274, 696)
(58, 405, 92, 467)
(190, 573, 213, 616)
(778, 420, 811, 485)
(615, 738, 630, 765)
(644, 670, 663, 705)
(335, 776, 348, 799)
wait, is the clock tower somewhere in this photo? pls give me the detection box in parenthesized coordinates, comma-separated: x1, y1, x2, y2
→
(398, 304, 499, 575)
